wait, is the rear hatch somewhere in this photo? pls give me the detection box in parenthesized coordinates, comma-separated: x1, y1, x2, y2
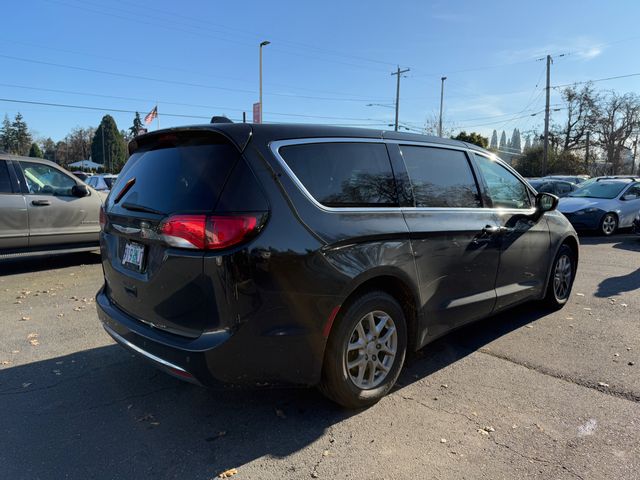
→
(101, 130, 260, 338)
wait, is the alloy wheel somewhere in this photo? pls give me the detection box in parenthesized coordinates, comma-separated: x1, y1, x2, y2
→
(601, 214, 617, 235)
(344, 310, 397, 390)
(553, 254, 572, 300)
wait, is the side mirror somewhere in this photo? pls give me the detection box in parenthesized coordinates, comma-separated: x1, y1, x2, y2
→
(72, 184, 90, 197)
(536, 192, 558, 212)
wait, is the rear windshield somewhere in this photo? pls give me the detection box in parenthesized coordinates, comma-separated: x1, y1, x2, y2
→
(108, 140, 240, 214)
(567, 181, 627, 199)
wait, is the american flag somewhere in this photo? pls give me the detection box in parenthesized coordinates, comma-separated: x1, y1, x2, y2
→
(144, 106, 158, 124)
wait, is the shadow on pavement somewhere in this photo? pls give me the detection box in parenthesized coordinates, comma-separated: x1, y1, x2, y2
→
(0, 302, 551, 480)
(595, 266, 640, 298)
(0, 251, 101, 277)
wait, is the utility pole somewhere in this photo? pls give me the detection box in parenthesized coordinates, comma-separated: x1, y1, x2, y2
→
(585, 131, 590, 174)
(391, 66, 410, 132)
(242, 112, 246, 123)
(438, 76, 447, 137)
(542, 54, 552, 176)
(632, 135, 638, 176)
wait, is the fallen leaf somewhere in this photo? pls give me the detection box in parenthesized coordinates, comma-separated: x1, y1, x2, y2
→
(21, 316, 30, 321)
(322, 449, 330, 456)
(614, 353, 619, 357)
(57, 313, 64, 318)
(621, 303, 628, 307)
(477, 429, 489, 436)
(576, 293, 585, 297)
(440, 438, 447, 443)
(440, 384, 449, 389)
(484, 426, 495, 432)
(629, 362, 635, 366)
(1, 360, 11, 366)
(14, 300, 22, 304)
(525, 325, 533, 329)
(598, 382, 609, 388)
(218, 468, 238, 478)
(583, 307, 591, 311)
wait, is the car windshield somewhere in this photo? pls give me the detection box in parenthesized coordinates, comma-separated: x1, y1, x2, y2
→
(103, 177, 117, 188)
(567, 182, 627, 199)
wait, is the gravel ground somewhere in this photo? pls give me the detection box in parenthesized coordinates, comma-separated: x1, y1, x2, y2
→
(1, 234, 638, 480)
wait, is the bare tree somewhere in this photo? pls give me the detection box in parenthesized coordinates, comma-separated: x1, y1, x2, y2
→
(558, 84, 598, 152)
(593, 92, 640, 174)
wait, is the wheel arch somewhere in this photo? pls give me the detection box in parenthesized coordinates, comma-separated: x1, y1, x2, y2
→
(542, 233, 579, 298)
(334, 270, 421, 354)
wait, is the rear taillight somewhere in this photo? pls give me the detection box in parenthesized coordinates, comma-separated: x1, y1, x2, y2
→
(99, 205, 106, 230)
(159, 214, 263, 250)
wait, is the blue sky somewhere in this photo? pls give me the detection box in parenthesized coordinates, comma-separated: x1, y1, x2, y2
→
(2, 0, 640, 142)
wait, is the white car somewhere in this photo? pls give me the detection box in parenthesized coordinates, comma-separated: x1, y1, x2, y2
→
(86, 174, 118, 192)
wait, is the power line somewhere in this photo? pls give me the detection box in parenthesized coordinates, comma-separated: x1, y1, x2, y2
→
(553, 72, 640, 89)
(0, 82, 389, 122)
(0, 53, 390, 103)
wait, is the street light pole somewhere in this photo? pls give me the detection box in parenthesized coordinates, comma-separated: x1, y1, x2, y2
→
(438, 76, 447, 137)
(259, 40, 270, 123)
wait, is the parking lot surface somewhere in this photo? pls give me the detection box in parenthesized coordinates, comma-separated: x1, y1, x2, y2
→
(1, 235, 639, 479)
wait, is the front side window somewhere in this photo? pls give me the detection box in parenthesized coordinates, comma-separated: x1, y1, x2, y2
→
(474, 154, 532, 209)
(624, 184, 640, 199)
(279, 142, 397, 208)
(399, 145, 481, 208)
(0, 160, 13, 194)
(19, 161, 76, 196)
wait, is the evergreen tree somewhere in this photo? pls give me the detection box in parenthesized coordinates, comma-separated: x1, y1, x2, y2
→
(499, 131, 507, 151)
(511, 128, 522, 153)
(129, 112, 144, 137)
(524, 135, 531, 151)
(0, 115, 14, 153)
(451, 131, 488, 148)
(28, 142, 43, 158)
(490, 130, 498, 149)
(91, 115, 127, 172)
(12, 113, 32, 156)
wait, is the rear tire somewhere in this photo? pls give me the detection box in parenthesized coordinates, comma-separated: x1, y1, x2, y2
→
(544, 244, 577, 309)
(319, 291, 407, 409)
(599, 213, 618, 236)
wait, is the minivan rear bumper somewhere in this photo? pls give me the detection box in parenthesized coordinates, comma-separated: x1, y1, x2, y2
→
(97, 285, 232, 386)
(96, 285, 326, 386)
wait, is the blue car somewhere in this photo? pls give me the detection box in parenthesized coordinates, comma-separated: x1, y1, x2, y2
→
(558, 178, 640, 235)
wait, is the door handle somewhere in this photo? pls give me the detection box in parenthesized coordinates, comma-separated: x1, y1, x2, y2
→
(481, 225, 513, 236)
(31, 199, 51, 206)
(481, 225, 502, 235)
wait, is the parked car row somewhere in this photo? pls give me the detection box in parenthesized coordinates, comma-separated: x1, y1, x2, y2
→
(2, 123, 638, 408)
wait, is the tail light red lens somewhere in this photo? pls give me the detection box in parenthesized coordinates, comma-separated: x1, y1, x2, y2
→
(159, 214, 263, 250)
(99, 205, 106, 230)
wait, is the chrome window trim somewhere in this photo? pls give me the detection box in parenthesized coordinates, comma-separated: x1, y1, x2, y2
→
(269, 137, 537, 215)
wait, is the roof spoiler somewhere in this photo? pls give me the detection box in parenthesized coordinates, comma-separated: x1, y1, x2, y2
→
(210, 116, 233, 124)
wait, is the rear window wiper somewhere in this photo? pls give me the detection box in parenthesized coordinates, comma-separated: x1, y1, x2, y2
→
(121, 202, 163, 215)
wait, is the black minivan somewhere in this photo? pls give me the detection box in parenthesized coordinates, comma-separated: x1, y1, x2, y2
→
(97, 123, 579, 408)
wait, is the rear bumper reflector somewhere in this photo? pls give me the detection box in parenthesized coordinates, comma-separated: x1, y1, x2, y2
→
(322, 305, 341, 338)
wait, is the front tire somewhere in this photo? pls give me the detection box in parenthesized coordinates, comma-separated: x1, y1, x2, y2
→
(600, 213, 618, 236)
(544, 244, 577, 309)
(319, 291, 407, 409)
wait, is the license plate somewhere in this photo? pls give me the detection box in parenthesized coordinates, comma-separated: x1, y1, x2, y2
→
(122, 242, 145, 270)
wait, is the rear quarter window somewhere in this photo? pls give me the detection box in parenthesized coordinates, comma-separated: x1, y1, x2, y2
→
(279, 142, 398, 208)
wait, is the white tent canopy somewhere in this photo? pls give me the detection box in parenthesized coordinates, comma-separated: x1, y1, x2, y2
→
(67, 160, 105, 170)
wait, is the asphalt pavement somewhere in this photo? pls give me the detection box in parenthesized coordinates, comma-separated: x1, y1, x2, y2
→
(1, 234, 639, 480)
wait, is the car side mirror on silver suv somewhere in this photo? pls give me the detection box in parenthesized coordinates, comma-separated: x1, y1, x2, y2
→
(536, 192, 559, 213)
(72, 184, 90, 197)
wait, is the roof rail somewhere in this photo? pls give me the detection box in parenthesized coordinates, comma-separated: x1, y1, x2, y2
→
(595, 176, 639, 182)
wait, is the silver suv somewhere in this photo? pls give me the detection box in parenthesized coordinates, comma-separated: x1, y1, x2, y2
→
(0, 154, 103, 260)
